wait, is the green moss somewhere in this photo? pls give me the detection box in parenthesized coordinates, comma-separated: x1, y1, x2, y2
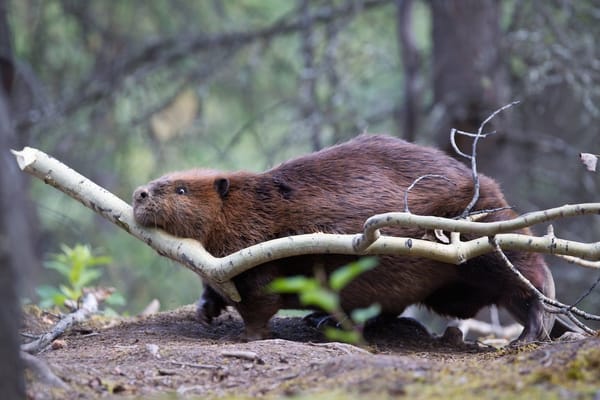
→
(565, 347, 600, 382)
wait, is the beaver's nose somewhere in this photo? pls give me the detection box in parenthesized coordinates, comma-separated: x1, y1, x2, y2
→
(133, 186, 149, 204)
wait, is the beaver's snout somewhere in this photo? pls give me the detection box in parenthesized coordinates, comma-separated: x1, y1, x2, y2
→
(133, 186, 150, 204)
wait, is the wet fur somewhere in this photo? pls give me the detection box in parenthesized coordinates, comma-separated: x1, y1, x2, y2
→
(133, 135, 555, 341)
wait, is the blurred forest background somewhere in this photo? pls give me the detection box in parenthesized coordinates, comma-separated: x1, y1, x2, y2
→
(2, 0, 600, 323)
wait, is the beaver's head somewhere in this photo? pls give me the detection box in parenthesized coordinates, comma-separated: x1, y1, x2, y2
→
(132, 169, 230, 243)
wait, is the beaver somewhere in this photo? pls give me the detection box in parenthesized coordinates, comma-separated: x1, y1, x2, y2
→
(133, 134, 556, 341)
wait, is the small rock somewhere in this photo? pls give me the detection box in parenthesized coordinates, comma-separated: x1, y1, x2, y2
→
(146, 343, 161, 358)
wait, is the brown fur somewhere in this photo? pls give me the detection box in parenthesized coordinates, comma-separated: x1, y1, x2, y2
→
(133, 134, 555, 341)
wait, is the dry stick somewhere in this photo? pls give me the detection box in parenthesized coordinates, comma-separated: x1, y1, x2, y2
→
(555, 254, 600, 269)
(546, 226, 600, 269)
(461, 101, 520, 217)
(489, 237, 598, 335)
(21, 292, 99, 354)
(403, 174, 454, 213)
(353, 203, 600, 255)
(569, 274, 600, 311)
(450, 129, 495, 158)
(546, 225, 600, 317)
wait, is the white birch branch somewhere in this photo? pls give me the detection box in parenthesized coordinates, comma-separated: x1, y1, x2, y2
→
(11, 147, 600, 304)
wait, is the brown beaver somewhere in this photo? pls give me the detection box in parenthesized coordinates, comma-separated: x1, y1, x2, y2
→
(133, 134, 555, 341)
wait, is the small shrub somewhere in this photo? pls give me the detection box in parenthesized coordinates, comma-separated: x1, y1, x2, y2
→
(269, 257, 380, 345)
(36, 243, 125, 313)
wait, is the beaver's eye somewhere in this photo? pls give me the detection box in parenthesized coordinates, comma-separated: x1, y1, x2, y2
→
(176, 186, 187, 195)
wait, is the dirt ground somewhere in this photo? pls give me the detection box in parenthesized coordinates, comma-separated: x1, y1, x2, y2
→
(22, 305, 600, 399)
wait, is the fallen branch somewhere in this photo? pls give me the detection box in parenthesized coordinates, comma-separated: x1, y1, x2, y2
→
(21, 292, 98, 354)
(11, 147, 600, 305)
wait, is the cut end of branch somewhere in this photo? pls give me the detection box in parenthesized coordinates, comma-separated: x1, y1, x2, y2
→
(11, 147, 37, 170)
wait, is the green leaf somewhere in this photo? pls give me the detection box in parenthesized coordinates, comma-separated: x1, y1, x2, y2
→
(51, 293, 68, 308)
(36, 285, 68, 308)
(43, 260, 71, 278)
(268, 276, 317, 293)
(87, 255, 113, 267)
(75, 269, 103, 289)
(59, 284, 80, 300)
(105, 292, 126, 306)
(351, 303, 381, 325)
(323, 327, 361, 344)
(102, 307, 120, 317)
(299, 288, 338, 312)
(36, 284, 62, 300)
(329, 257, 378, 291)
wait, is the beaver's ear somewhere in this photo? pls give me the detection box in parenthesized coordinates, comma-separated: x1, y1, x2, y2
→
(214, 178, 230, 198)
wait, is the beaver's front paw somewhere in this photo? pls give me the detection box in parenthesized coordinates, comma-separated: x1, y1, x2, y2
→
(196, 286, 227, 324)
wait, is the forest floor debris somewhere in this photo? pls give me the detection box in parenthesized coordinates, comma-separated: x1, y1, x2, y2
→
(22, 305, 600, 399)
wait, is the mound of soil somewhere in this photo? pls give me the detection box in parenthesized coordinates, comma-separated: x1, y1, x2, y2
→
(23, 306, 600, 399)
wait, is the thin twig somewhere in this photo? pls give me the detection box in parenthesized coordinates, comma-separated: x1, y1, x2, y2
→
(450, 128, 496, 158)
(554, 254, 600, 269)
(489, 237, 598, 335)
(569, 274, 600, 310)
(461, 206, 513, 219)
(21, 293, 98, 354)
(450, 128, 472, 159)
(403, 174, 453, 213)
(461, 101, 520, 217)
(454, 129, 497, 138)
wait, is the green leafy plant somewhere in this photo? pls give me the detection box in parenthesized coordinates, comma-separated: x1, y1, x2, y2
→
(269, 257, 381, 345)
(36, 243, 126, 312)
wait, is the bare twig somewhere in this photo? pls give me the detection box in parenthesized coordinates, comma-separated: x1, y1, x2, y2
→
(489, 237, 598, 336)
(21, 292, 98, 354)
(461, 101, 520, 217)
(403, 174, 453, 213)
(554, 254, 600, 269)
(450, 128, 496, 158)
(568, 274, 600, 310)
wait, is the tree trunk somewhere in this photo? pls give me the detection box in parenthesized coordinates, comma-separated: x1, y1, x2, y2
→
(429, 0, 511, 171)
(396, 0, 422, 142)
(0, 0, 29, 396)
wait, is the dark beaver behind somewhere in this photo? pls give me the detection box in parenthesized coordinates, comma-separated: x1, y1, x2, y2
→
(133, 134, 555, 341)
